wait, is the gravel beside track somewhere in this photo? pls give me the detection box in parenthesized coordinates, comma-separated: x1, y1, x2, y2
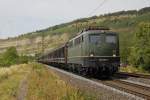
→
(100, 79, 150, 99)
(120, 79, 150, 88)
(114, 72, 150, 86)
(47, 65, 145, 100)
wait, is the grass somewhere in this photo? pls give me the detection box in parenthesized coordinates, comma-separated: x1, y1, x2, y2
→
(0, 63, 96, 100)
(120, 66, 150, 75)
(0, 64, 31, 100)
(26, 63, 95, 100)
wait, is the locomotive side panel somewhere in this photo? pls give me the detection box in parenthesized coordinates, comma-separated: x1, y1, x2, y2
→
(68, 35, 85, 65)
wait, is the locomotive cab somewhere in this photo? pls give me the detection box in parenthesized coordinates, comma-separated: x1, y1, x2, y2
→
(80, 27, 120, 76)
(88, 32, 119, 57)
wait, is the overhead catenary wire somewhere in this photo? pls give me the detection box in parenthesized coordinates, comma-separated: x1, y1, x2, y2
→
(88, 0, 108, 17)
(86, 0, 108, 28)
(65, 0, 109, 18)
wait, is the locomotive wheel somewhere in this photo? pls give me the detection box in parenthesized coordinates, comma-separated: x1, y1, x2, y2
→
(77, 67, 87, 76)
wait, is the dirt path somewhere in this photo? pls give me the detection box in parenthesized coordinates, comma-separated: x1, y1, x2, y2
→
(17, 75, 28, 100)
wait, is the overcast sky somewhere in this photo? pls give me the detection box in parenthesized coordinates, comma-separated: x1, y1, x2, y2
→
(0, 0, 149, 39)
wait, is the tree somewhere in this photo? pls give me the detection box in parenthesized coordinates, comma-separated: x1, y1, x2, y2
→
(2, 47, 19, 66)
(129, 22, 150, 70)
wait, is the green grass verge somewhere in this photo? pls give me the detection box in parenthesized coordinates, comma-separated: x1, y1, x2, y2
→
(26, 63, 96, 100)
(0, 63, 96, 100)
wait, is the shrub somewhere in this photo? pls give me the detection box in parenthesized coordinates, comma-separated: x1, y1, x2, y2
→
(19, 55, 33, 64)
(0, 47, 33, 67)
(0, 47, 19, 66)
(129, 22, 150, 71)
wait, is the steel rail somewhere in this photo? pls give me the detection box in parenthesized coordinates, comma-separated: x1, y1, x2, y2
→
(94, 79, 150, 99)
(116, 72, 150, 79)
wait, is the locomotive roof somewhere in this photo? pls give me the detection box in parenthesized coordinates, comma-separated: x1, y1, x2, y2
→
(84, 26, 110, 31)
(69, 28, 116, 42)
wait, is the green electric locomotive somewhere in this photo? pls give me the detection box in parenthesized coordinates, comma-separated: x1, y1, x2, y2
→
(38, 26, 120, 77)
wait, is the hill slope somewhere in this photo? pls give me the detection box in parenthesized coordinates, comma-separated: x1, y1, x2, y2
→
(0, 7, 150, 62)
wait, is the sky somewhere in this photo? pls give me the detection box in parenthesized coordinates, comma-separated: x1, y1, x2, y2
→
(0, 0, 149, 39)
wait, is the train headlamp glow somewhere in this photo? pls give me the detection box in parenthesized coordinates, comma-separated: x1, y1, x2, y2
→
(113, 54, 116, 57)
(113, 50, 116, 57)
(90, 54, 94, 57)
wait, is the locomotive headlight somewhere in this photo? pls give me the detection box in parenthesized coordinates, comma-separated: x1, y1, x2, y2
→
(90, 54, 94, 57)
(113, 54, 116, 57)
(113, 50, 116, 57)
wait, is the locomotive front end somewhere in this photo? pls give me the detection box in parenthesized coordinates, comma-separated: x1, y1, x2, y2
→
(83, 29, 120, 76)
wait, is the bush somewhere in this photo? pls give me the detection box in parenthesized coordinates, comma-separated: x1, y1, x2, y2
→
(0, 47, 33, 67)
(19, 55, 33, 64)
(0, 47, 19, 66)
(129, 22, 150, 71)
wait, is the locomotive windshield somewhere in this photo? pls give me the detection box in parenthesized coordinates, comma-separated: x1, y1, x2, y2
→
(106, 35, 116, 44)
(89, 34, 102, 44)
(89, 33, 117, 44)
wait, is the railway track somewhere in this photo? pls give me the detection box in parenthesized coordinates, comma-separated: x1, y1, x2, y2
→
(115, 72, 150, 79)
(47, 65, 150, 99)
(47, 65, 148, 99)
(93, 79, 150, 99)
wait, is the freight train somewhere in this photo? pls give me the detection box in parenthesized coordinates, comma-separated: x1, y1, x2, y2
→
(38, 26, 120, 77)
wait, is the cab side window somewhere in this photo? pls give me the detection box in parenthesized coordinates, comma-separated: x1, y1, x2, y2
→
(89, 34, 102, 44)
(74, 36, 84, 46)
(68, 41, 73, 48)
(106, 35, 116, 44)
